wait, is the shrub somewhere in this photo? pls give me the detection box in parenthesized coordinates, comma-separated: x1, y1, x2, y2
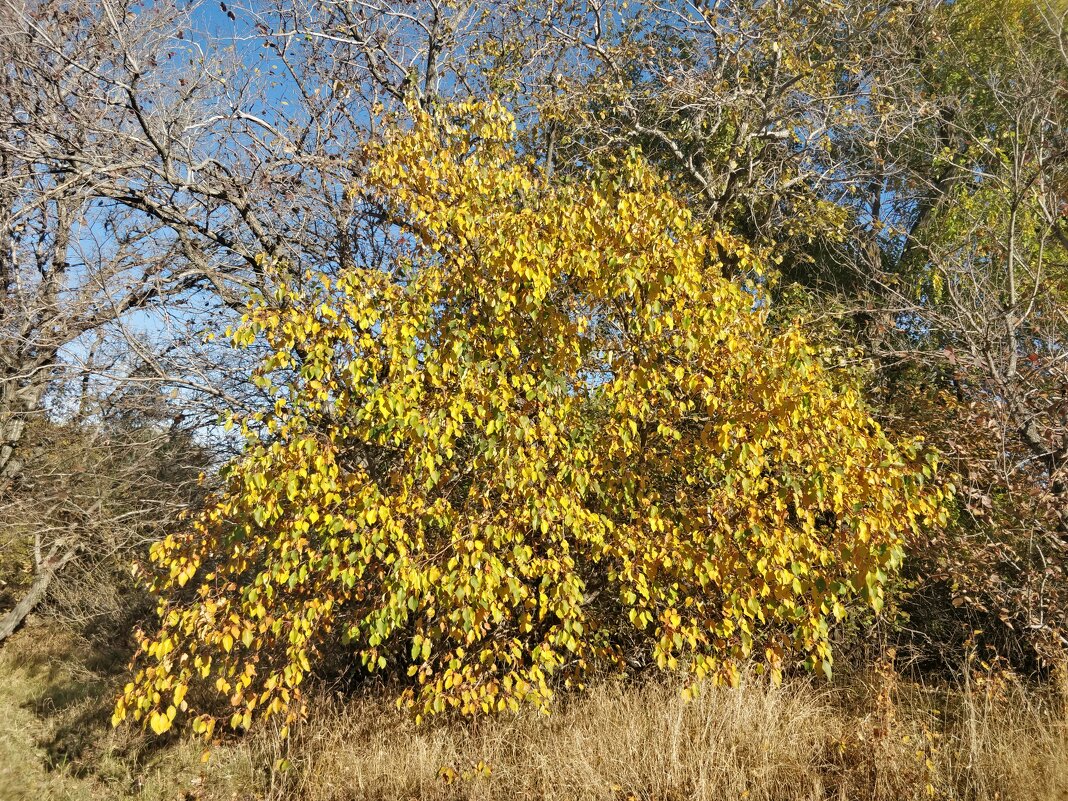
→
(114, 101, 947, 739)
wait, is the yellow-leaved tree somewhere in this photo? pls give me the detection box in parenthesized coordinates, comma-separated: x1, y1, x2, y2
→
(114, 100, 947, 739)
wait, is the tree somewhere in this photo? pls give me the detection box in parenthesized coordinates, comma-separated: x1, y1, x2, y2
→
(521, 0, 1068, 665)
(867, 0, 1068, 663)
(0, 0, 388, 635)
(0, 391, 209, 643)
(113, 101, 946, 738)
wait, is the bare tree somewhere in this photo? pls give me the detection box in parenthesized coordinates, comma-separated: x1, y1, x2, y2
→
(0, 390, 209, 642)
(0, 0, 383, 638)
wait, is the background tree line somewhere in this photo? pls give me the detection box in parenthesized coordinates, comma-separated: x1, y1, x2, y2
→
(1, 0, 1066, 687)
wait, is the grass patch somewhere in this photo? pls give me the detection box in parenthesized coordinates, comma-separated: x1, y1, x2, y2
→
(0, 622, 255, 801)
(1, 618, 1066, 800)
(255, 666, 1068, 801)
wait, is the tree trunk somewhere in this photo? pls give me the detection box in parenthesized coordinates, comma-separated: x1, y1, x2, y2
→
(0, 372, 46, 482)
(0, 545, 78, 644)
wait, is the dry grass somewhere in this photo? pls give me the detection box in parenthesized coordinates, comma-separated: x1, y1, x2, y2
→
(1, 620, 1066, 800)
(256, 664, 1068, 801)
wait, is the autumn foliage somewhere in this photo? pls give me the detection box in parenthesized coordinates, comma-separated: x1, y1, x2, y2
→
(113, 102, 947, 738)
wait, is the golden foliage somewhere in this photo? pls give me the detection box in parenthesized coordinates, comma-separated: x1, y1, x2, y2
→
(114, 100, 946, 737)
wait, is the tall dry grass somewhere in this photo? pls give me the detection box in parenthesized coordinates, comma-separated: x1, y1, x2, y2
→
(250, 664, 1068, 801)
(2, 619, 1065, 800)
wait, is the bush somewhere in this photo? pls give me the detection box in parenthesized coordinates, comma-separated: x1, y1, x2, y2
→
(115, 101, 947, 739)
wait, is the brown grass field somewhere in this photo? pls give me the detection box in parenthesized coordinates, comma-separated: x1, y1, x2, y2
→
(1, 621, 1065, 801)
